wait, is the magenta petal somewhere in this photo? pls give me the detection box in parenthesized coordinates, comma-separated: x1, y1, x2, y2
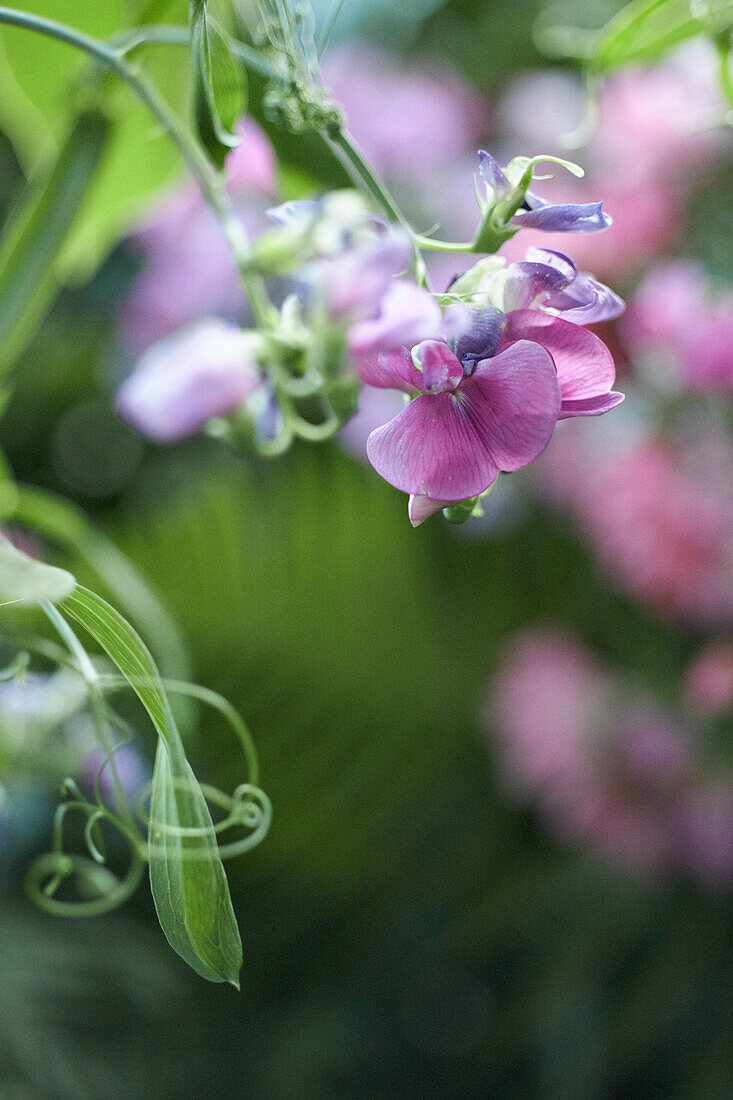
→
(353, 348, 422, 393)
(501, 310, 616, 400)
(467, 341, 561, 470)
(559, 392, 625, 418)
(367, 340, 560, 499)
(367, 391, 500, 499)
(408, 494, 453, 526)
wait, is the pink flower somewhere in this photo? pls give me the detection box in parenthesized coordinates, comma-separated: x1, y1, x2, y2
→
(497, 42, 727, 280)
(685, 643, 733, 715)
(117, 319, 261, 442)
(353, 300, 621, 523)
(623, 261, 733, 394)
(118, 119, 276, 353)
(536, 423, 733, 627)
(488, 628, 732, 884)
(322, 44, 485, 183)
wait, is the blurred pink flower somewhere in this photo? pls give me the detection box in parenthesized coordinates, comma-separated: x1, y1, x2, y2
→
(322, 44, 486, 183)
(685, 643, 733, 715)
(118, 119, 276, 353)
(497, 41, 726, 280)
(117, 319, 261, 442)
(537, 422, 733, 627)
(623, 262, 733, 393)
(488, 628, 732, 884)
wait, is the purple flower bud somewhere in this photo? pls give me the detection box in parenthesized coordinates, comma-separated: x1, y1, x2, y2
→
(117, 320, 261, 442)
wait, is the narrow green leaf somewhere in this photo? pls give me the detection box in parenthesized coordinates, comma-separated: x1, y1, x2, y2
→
(591, 0, 733, 73)
(60, 585, 243, 986)
(189, 0, 246, 168)
(0, 533, 76, 605)
(0, 109, 109, 378)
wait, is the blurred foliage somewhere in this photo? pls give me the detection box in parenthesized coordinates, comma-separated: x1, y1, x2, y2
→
(0, 0, 731, 1096)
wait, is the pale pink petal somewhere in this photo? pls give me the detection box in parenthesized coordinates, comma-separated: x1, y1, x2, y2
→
(412, 340, 463, 392)
(408, 494, 454, 526)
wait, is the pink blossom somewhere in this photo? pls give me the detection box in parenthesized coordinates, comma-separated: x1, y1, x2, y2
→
(685, 643, 733, 715)
(322, 44, 486, 183)
(537, 423, 733, 627)
(488, 629, 732, 884)
(118, 119, 276, 353)
(623, 262, 733, 393)
(117, 319, 261, 442)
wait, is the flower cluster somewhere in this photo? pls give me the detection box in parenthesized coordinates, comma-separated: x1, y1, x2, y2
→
(489, 629, 733, 886)
(116, 141, 625, 526)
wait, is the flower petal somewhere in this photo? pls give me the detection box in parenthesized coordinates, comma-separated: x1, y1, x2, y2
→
(548, 272, 626, 325)
(501, 310, 617, 400)
(412, 340, 463, 392)
(366, 340, 559, 499)
(468, 340, 561, 470)
(117, 320, 260, 442)
(559, 392, 625, 418)
(353, 348, 422, 394)
(512, 197, 611, 233)
(408, 494, 455, 526)
(451, 306, 507, 367)
(348, 281, 442, 356)
(502, 262, 570, 312)
(477, 150, 511, 199)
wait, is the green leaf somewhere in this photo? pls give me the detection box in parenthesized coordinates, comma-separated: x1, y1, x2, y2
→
(0, 109, 109, 379)
(0, 533, 76, 605)
(591, 0, 733, 73)
(60, 585, 243, 986)
(189, 0, 246, 168)
(0, 5, 191, 280)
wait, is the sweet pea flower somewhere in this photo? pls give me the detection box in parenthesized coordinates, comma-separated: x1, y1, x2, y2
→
(354, 290, 623, 522)
(451, 248, 624, 326)
(117, 319, 262, 442)
(477, 150, 612, 237)
(357, 308, 561, 512)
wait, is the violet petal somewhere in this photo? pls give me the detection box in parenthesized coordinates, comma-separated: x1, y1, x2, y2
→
(512, 197, 611, 233)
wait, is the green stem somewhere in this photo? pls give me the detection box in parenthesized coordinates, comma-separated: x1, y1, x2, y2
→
(414, 234, 475, 253)
(327, 129, 429, 287)
(42, 601, 135, 831)
(0, 6, 272, 326)
(114, 23, 284, 80)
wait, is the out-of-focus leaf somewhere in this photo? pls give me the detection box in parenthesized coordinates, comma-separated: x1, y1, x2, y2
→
(590, 0, 733, 73)
(61, 585, 243, 986)
(0, 533, 76, 605)
(190, 0, 246, 168)
(0, 3, 191, 280)
(0, 110, 109, 379)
